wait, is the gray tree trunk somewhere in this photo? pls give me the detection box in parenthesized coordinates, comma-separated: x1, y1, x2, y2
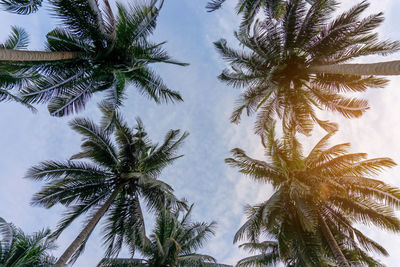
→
(54, 185, 124, 267)
(319, 215, 350, 267)
(309, 60, 400, 76)
(0, 50, 77, 62)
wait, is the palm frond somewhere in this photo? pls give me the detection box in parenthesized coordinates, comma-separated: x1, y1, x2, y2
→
(1, 26, 29, 50)
(0, 0, 42, 15)
(206, 0, 226, 12)
(115, 0, 161, 47)
(128, 66, 183, 103)
(48, 0, 104, 45)
(0, 88, 36, 111)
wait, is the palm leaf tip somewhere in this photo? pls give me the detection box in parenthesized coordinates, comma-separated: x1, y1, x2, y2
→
(206, 0, 226, 12)
(1, 26, 29, 50)
(0, 0, 43, 15)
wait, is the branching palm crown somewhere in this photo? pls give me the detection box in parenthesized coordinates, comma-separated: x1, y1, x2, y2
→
(0, 217, 57, 266)
(0, 0, 187, 116)
(226, 125, 400, 266)
(215, 0, 399, 135)
(98, 203, 217, 267)
(25, 102, 189, 265)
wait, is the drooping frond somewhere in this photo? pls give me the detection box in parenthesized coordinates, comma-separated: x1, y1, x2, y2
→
(48, 0, 104, 45)
(225, 148, 284, 187)
(115, 0, 161, 47)
(128, 66, 183, 104)
(0, 88, 36, 111)
(236, 241, 280, 267)
(102, 194, 146, 257)
(0, 0, 42, 15)
(206, 0, 226, 12)
(0, 26, 29, 50)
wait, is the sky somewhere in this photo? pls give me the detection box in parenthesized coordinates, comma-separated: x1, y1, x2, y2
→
(1, 0, 400, 266)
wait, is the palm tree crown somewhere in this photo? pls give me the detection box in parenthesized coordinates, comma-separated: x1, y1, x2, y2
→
(25, 102, 189, 265)
(0, 217, 57, 266)
(215, 0, 400, 135)
(0, 0, 187, 116)
(98, 203, 217, 267)
(227, 125, 400, 266)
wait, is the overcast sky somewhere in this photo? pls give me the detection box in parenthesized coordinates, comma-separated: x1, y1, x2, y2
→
(1, 0, 400, 266)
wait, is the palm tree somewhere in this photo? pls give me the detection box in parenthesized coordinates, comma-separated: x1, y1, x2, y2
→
(0, 217, 57, 266)
(0, 0, 187, 116)
(25, 102, 189, 266)
(226, 125, 400, 266)
(97, 203, 217, 267)
(0, 0, 42, 14)
(215, 0, 400, 135)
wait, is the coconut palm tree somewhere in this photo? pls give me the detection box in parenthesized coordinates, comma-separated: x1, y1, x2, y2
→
(0, 217, 57, 266)
(215, 0, 400, 135)
(97, 203, 217, 267)
(0, 0, 42, 14)
(0, 0, 187, 116)
(25, 102, 189, 266)
(226, 125, 400, 266)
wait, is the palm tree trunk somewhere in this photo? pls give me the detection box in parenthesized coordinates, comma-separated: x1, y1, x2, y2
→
(319, 215, 350, 267)
(0, 50, 77, 62)
(54, 185, 124, 267)
(309, 60, 400, 76)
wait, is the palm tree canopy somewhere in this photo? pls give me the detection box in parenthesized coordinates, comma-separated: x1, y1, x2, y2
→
(215, 0, 400, 135)
(0, 217, 57, 267)
(25, 102, 189, 263)
(98, 203, 217, 267)
(0, 0, 187, 116)
(227, 125, 400, 265)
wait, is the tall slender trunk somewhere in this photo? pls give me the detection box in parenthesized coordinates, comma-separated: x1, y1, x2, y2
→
(319, 215, 350, 267)
(0, 50, 77, 62)
(54, 185, 124, 267)
(309, 60, 400, 76)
